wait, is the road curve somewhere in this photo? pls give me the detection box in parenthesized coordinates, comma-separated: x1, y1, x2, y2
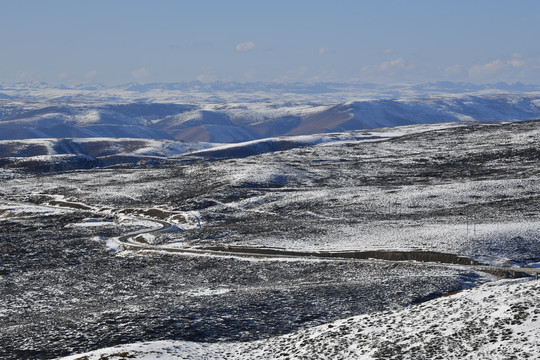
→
(27, 197, 540, 279)
(118, 218, 540, 279)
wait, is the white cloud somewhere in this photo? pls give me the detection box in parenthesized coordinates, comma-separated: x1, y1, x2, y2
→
(243, 68, 257, 79)
(359, 58, 437, 83)
(196, 66, 218, 82)
(275, 66, 309, 82)
(444, 64, 466, 77)
(466, 55, 540, 82)
(58, 72, 70, 79)
(353, 54, 540, 84)
(362, 58, 413, 75)
(468, 59, 506, 78)
(196, 73, 217, 82)
(318, 48, 331, 55)
(132, 67, 150, 79)
(508, 58, 526, 68)
(15, 71, 38, 80)
(383, 48, 395, 55)
(83, 70, 98, 79)
(235, 41, 256, 52)
(379, 58, 407, 71)
(308, 70, 337, 82)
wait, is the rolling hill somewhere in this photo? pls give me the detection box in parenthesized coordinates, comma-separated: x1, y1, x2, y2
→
(1, 93, 539, 143)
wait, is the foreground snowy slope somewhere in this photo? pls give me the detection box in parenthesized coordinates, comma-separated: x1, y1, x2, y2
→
(60, 278, 540, 360)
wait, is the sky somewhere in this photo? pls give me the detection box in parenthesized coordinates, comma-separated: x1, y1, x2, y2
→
(1, 0, 539, 85)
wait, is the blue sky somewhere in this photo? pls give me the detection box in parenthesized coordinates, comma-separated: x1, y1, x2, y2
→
(1, 0, 539, 85)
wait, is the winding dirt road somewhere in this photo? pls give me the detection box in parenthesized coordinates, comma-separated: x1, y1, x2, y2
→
(12, 196, 538, 279)
(115, 214, 540, 279)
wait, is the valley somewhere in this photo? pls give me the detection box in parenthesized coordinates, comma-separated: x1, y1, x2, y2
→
(1, 115, 540, 359)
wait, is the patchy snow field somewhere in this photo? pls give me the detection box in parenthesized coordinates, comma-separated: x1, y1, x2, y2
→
(59, 278, 540, 360)
(1, 119, 539, 359)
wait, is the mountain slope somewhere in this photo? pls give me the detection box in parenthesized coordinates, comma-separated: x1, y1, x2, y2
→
(284, 95, 540, 136)
(0, 138, 212, 158)
(60, 279, 540, 360)
(1, 94, 539, 142)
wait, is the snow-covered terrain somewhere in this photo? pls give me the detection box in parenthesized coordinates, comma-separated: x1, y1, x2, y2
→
(2, 80, 540, 103)
(1, 195, 480, 359)
(1, 81, 539, 143)
(0, 122, 471, 171)
(1, 85, 540, 359)
(0, 137, 213, 158)
(59, 278, 540, 360)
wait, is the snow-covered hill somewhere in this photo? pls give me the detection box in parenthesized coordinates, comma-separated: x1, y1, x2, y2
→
(1, 92, 539, 143)
(284, 95, 540, 135)
(180, 122, 460, 160)
(0, 122, 465, 168)
(0, 137, 212, 158)
(0, 137, 215, 171)
(60, 278, 540, 360)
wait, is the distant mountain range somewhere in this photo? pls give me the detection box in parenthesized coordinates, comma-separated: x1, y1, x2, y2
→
(1, 93, 539, 143)
(2, 80, 540, 95)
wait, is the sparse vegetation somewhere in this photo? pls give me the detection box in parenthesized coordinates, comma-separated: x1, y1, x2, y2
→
(1, 119, 540, 359)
